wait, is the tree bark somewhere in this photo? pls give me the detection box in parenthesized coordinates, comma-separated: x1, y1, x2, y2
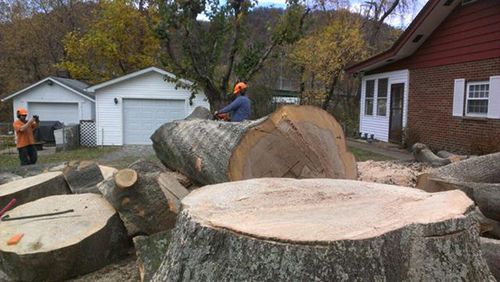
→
(133, 231, 171, 282)
(0, 194, 129, 281)
(153, 178, 493, 281)
(417, 152, 500, 221)
(97, 160, 188, 236)
(63, 161, 104, 194)
(481, 237, 500, 280)
(151, 105, 357, 186)
(0, 171, 70, 208)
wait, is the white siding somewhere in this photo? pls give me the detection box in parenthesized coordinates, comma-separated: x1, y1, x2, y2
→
(359, 70, 409, 142)
(95, 72, 210, 146)
(12, 81, 94, 122)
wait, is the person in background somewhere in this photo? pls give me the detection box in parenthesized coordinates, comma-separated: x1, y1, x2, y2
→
(13, 107, 38, 166)
(216, 82, 251, 122)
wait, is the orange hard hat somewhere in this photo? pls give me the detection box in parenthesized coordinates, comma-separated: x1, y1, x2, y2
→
(16, 107, 28, 115)
(233, 82, 248, 94)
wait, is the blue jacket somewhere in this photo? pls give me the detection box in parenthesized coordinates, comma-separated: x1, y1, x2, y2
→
(220, 96, 251, 122)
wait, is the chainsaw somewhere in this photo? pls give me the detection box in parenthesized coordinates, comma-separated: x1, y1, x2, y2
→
(213, 112, 231, 121)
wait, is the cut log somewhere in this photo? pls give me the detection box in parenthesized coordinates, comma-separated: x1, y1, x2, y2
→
(417, 152, 500, 221)
(437, 150, 469, 162)
(133, 231, 171, 282)
(97, 160, 188, 236)
(411, 143, 451, 167)
(0, 171, 70, 208)
(0, 172, 22, 185)
(152, 105, 357, 186)
(63, 161, 104, 194)
(115, 169, 138, 189)
(481, 237, 500, 280)
(99, 165, 118, 179)
(0, 194, 129, 281)
(153, 178, 493, 281)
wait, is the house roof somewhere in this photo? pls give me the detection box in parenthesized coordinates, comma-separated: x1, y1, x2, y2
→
(85, 66, 193, 92)
(1, 77, 94, 102)
(345, 0, 462, 74)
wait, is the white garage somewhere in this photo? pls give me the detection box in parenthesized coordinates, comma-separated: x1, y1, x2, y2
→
(28, 102, 80, 124)
(87, 67, 210, 145)
(1, 77, 95, 125)
(123, 99, 185, 144)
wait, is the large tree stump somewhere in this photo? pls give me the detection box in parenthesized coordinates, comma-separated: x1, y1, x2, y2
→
(98, 160, 188, 236)
(0, 194, 129, 281)
(417, 152, 500, 221)
(0, 171, 69, 208)
(153, 178, 493, 281)
(152, 105, 357, 186)
(63, 161, 104, 194)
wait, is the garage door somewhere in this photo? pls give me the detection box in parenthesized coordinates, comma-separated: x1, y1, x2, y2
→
(28, 102, 79, 125)
(123, 99, 186, 144)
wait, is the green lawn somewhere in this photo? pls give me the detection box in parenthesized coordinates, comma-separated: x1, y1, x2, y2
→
(349, 146, 393, 162)
(1, 145, 390, 172)
(0, 147, 119, 171)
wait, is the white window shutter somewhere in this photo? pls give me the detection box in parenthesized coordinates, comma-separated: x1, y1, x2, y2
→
(487, 76, 500, 119)
(452, 79, 465, 117)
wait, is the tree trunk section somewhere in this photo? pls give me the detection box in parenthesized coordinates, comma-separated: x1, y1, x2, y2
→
(133, 231, 171, 282)
(153, 178, 493, 281)
(63, 161, 104, 194)
(97, 160, 187, 236)
(417, 152, 500, 221)
(0, 171, 70, 208)
(0, 194, 129, 281)
(152, 105, 357, 186)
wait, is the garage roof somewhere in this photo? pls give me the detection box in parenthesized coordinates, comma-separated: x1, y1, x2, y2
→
(1, 77, 94, 102)
(86, 67, 193, 92)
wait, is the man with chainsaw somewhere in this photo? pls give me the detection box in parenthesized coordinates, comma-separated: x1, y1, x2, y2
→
(13, 107, 39, 166)
(215, 82, 251, 122)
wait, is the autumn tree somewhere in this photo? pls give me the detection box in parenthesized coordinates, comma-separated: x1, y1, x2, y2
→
(0, 0, 95, 121)
(58, 0, 160, 83)
(155, 0, 308, 109)
(289, 10, 366, 110)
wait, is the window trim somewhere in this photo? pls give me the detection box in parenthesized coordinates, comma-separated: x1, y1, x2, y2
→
(365, 79, 375, 116)
(376, 78, 388, 116)
(465, 81, 489, 117)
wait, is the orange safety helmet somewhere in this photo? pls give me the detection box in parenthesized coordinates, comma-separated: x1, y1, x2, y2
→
(16, 107, 28, 116)
(233, 82, 248, 95)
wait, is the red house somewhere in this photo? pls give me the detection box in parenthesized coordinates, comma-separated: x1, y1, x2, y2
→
(346, 0, 500, 153)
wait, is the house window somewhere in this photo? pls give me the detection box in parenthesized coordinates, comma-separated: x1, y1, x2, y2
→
(365, 80, 375, 115)
(377, 78, 388, 116)
(466, 81, 489, 116)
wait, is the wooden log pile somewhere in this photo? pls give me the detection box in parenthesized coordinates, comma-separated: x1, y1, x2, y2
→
(417, 151, 500, 279)
(153, 178, 493, 281)
(0, 157, 192, 281)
